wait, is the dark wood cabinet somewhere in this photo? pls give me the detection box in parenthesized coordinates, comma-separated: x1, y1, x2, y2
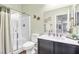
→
(54, 42, 76, 54)
(38, 39, 79, 54)
(54, 42, 64, 54)
(49, 41, 55, 54)
(38, 39, 54, 54)
(38, 39, 50, 54)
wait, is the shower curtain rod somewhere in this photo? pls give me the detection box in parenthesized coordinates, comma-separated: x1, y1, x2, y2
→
(0, 4, 30, 16)
(10, 8, 30, 16)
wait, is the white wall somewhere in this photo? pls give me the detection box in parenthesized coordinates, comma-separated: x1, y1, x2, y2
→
(22, 4, 45, 34)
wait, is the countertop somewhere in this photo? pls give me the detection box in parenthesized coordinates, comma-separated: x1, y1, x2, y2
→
(38, 35, 79, 46)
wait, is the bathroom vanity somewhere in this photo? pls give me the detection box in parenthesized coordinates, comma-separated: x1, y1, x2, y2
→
(38, 35, 79, 54)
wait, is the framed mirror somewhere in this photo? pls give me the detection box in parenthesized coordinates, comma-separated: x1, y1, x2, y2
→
(56, 14, 67, 34)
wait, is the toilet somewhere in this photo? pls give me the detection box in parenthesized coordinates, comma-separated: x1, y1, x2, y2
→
(22, 33, 39, 54)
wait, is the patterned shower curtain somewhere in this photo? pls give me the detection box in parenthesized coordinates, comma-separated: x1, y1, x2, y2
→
(0, 7, 12, 54)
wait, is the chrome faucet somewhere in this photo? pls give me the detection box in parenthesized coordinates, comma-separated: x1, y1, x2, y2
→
(48, 30, 51, 35)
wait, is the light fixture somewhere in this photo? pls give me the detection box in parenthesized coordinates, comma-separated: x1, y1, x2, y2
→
(33, 15, 36, 19)
(37, 16, 40, 20)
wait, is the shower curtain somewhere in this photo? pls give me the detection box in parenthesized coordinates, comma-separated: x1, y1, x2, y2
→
(10, 10, 30, 53)
(0, 7, 12, 54)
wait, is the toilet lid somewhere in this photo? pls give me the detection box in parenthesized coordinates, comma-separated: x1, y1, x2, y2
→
(23, 41, 35, 48)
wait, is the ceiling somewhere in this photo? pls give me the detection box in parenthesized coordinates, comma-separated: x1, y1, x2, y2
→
(2, 4, 71, 15)
(43, 4, 70, 11)
(22, 4, 70, 12)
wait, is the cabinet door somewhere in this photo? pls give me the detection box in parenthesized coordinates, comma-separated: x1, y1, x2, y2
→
(74, 46, 79, 54)
(62, 43, 76, 54)
(49, 41, 55, 54)
(55, 42, 76, 54)
(54, 42, 64, 54)
(38, 39, 50, 54)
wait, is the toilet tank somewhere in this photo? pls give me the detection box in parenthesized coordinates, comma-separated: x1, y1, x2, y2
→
(31, 33, 39, 43)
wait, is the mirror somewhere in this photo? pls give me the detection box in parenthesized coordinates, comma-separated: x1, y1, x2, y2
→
(56, 14, 67, 34)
